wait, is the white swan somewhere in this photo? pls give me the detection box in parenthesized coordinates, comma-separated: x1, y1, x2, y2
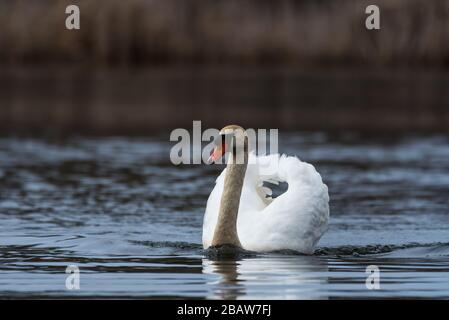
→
(202, 125, 329, 254)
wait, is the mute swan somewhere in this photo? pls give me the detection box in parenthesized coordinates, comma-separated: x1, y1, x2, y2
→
(202, 125, 329, 254)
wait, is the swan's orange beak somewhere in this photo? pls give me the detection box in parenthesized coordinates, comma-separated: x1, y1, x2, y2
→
(207, 142, 226, 164)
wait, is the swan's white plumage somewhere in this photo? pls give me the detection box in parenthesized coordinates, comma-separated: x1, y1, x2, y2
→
(202, 153, 329, 254)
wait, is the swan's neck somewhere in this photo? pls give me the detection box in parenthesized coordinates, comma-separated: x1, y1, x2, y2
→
(211, 138, 248, 248)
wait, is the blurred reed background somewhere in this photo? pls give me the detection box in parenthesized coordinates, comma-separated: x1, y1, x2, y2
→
(0, 0, 448, 135)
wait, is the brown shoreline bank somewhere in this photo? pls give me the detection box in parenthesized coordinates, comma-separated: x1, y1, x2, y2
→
(1, 0, 448, 68)
(0, 66, 448, 135)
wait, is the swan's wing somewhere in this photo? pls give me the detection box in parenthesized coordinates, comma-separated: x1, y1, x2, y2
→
(239, 154, 330, 253)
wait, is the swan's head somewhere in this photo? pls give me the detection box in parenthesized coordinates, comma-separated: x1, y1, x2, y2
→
(207, 125, 246, 164)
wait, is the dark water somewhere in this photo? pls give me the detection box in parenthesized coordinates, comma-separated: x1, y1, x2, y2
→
(0, 133, 448, 299)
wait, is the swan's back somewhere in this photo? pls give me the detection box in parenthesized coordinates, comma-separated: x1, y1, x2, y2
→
(203, 153, 329, 254)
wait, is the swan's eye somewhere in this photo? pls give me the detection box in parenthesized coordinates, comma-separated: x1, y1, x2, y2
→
(221, 141, 227, 153)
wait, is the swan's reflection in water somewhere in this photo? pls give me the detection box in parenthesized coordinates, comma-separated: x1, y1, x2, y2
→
(202, 254, 329, 299)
